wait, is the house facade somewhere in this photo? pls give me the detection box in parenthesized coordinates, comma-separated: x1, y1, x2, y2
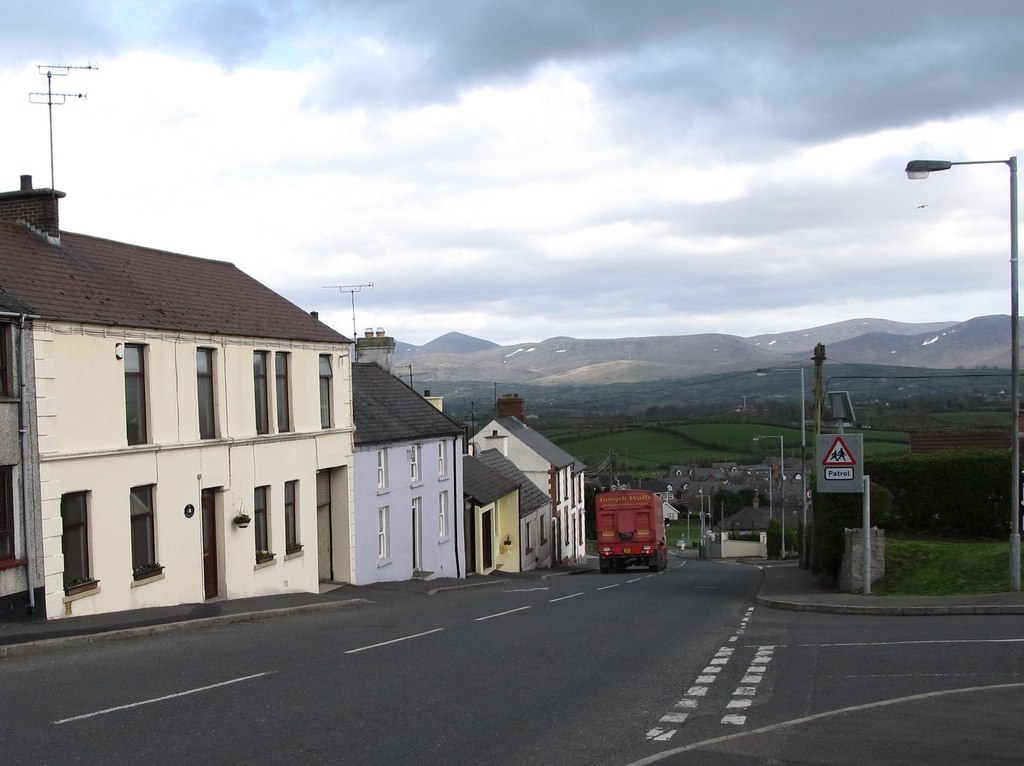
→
(475, 395, 587, 565)
(474, 447, 552, 572)
(462, 451, 520, 574)
(0, 177, 354, 619)
(350, 354, 465, 584)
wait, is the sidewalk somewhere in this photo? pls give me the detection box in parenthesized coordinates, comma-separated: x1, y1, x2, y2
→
(4, 558, 1024, 657)
(0, 563, 593, 657)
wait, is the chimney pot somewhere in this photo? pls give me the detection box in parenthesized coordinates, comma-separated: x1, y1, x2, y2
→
(20, 175, 32, 191)
(310, 311, 319, 320)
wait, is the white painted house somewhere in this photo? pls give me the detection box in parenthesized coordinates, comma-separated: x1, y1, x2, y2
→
(0, 176, 354, 619)
(475, 395, 587, 566)
(349, 356, 465, 584)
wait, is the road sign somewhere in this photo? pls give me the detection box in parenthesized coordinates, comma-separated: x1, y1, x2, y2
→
(816, 433, 864, 493)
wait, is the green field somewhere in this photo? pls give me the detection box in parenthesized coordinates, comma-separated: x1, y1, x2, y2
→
(554, 422, 909, 477)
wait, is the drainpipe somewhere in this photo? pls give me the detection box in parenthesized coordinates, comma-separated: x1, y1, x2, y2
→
(14, 313, 38, 613)
(452, 436, 461, 578)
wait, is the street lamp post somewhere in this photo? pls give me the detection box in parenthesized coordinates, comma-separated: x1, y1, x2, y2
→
(754, 434, 785, 559)
(905, 157, 1019, 591)
(758, 366, 809, 566)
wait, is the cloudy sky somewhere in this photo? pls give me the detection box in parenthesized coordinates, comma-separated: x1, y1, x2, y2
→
(2, 1, 1023, 346)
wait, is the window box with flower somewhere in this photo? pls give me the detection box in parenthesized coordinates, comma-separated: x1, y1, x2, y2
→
(64, 577, 99, 597)
(132, 562, 164, 582)
(256, 549, 275, 565)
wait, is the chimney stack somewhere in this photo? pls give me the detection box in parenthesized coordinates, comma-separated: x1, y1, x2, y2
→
(497, 393, 526, 422)
(355, 327, 396, 372)
(0, 175, 65, 242)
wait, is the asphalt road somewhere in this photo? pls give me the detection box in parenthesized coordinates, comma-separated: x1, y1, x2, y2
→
(5, 555, 1024, 765)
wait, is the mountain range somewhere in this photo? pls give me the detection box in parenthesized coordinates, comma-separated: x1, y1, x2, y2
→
(395, 316, 1011, 385)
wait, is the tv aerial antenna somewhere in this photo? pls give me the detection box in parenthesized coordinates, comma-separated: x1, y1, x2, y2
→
(29, 64, 97, 190)
(323, 283, 374, 339)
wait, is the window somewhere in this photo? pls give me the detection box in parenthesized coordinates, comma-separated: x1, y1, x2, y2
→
(0, 466, 14, 560)
(61, 492, 90, 585)
(284, 480, 300, 553)
(410, 444, 421, 483)
(0, 323, 12, 397)
(377, 450, 389, 491)
(253, 351, 269, 435)
(319, 355, 333, 429)
(197, 348, 216, 439)
(124, 344, 148, 445)
(377, 506, 389, 560)
(438, 491, 449, 539)
(254, 485, 271, 560)
(129, 485, 157, 569)
(437, 442, 448, 478)
(275, 352, 291, 433)
(541, 514, 548, 544)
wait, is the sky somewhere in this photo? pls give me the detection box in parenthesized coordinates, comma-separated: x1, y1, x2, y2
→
(2, 1, 1024, 347)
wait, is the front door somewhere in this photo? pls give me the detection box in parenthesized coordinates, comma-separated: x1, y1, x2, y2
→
(482, 510, 493, 570)
(201, 488, 218, 599)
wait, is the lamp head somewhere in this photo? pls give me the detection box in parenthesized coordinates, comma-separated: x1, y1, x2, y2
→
(906, 159, 953, 179)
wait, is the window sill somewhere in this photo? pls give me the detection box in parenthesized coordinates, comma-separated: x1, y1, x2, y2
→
(0, 558, 26, 571)
(285, 546, 304, 560)
(255, 554, 276, 569)
(64, 580, 100, 600)
(131, 571, 165, 588)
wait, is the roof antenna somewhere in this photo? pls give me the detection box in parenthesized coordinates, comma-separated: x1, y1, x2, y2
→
(323, 283, 374, 339)
(29, 63, 98, 190)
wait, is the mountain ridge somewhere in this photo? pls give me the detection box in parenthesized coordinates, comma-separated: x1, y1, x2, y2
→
(394, 316, 1009, 385)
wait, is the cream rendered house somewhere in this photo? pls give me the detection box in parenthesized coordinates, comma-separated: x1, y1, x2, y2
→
(0, 177, 354, 619)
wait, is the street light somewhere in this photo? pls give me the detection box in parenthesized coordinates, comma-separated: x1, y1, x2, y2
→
(905, 156, 1020, 591)
(754, 434, 785, 559)
(757, 366, 810, 566)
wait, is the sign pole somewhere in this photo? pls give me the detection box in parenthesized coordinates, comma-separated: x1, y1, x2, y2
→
(862, 475, 871, 595)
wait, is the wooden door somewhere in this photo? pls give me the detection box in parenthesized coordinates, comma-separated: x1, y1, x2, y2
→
(201, 489, 218, 599)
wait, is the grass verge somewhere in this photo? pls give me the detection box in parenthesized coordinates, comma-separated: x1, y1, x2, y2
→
(874, 538, 1013, 595)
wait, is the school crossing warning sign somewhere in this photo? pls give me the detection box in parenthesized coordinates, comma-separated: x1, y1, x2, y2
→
(815, 433, 864, 493)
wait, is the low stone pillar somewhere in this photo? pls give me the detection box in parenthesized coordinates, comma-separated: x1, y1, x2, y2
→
(839, 527, 885, 593)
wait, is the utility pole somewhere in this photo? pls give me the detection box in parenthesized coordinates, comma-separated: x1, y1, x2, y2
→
(29, 64, 97, 190)
(813, 343, 826, 438)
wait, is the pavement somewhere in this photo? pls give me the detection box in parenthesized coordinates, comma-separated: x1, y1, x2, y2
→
(4, 554, 1024, 657)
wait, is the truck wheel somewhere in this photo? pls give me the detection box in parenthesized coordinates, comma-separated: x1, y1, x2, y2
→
(599, 559, 611, 573)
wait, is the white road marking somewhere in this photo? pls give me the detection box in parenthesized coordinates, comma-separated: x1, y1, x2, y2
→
(53, 672, 274, 724)
(474, 607, 531, 622)
(549, 592, 584, 603)
(346, 627, 445, 650)
(661, 712, 689, 723)
(686, 685, 709, 697)
(726, 699, 752, 709)
(625, 682, 1024, 766)
(597, 584, 621, 590)
(721, 714, 747, 725)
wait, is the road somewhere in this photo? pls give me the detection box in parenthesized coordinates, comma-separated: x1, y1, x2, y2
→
(4, 554, 1024, 765)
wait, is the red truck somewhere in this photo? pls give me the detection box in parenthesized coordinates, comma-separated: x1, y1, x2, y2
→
(595, 489, 668, 573)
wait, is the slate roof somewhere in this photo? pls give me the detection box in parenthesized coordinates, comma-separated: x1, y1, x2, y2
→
(463, 453, 519, 506)
(493, 416, 585, 471)
(476, 448, 550, 516)
(352, 362, 464, 446)
(0, 222, 348, 344)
